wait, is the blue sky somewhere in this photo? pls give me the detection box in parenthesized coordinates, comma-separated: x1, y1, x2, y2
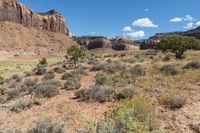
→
(18, 0, 200, 39)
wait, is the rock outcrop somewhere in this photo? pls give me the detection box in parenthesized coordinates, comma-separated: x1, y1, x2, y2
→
(74, 36, 112, 50)
(140, 26, 200, 50)
(74, 36, 135, 51)
(0, 0, 68, 34)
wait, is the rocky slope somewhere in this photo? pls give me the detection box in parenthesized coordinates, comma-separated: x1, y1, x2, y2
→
(0, 0, 68, 34)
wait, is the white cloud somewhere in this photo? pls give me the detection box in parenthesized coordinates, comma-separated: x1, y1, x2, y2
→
(91, 32, 96, 34)
(196, 21, 200, 26)
(145, 9, 149, 12)
(169, 17, 183, 22)
(183, 22, 194, 29)
(124, 30, 145, 38)
(132, 18, 158, 28)
(184, 15, 194, 21)
(122, 26, 132, 32)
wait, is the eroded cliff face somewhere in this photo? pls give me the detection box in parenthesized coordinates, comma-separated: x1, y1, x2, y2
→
(0, 0, 68, 34)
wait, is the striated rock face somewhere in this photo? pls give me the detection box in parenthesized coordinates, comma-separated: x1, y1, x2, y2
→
(0, 0, 68, 34)
(74, 36, 112, 50)
(74, 36, 134, 50)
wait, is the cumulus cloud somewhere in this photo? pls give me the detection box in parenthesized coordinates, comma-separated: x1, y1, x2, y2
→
(183, 22, 194, 29)
(196, 21, 200, 26)
(132, 18, 158, 28)
(170, 15, 194, 23)
(122, 26, 132, 32)
(184, 15, 194, 21)
(124, 30, 145, 38)
(169, 17, 183, 22)
(145, 9, 149, 12)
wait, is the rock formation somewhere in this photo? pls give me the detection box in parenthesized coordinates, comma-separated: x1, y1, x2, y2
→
(74, 36, 136, 50)
(140, 26, 200, 50)
(0, 0, 68, 34)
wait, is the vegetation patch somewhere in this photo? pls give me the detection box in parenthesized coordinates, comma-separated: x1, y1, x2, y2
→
(75, 86, 116, 103)
(159, 64, 178, 75)
(159, 90, 188, 109)
(63, 78, 81, 90)
(183, 61, 200, 69)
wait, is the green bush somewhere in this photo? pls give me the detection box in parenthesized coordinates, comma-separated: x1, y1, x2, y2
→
(28, 117, 65, 133)
(63, 78, 81, 90)
(66, 45, 87, 67)
(75, 86, 116, 103)
(183, 61, 200, 69)
(156, 35, 200, 58)
(39, 58, 48, 65)
(103, 62, 125, 74)
(85, 96, 158, 133)
(159, 65, 178, 75)
(11, 98, 33, 113)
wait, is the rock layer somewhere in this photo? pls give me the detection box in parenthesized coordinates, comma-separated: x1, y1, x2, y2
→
(0, 0, 68, 34)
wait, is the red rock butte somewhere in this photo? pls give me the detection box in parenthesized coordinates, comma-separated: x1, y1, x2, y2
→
(0, 0, 69, 34)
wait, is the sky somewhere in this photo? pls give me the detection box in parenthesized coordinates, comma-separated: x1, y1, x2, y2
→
(18, 0, 200, 40)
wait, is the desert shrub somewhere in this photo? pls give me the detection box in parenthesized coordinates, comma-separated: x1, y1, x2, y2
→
(0, 75, 4, 81)
(24, 79, 37, 87)
(35, 80, 61, 98)
(87, 58, 99, 65)
(71, 68, 87, 75)
(9, 80, 19, 89)
(103, 62, 125, 74)
(11, 98, 33, 113)
(11, 74, 22, 82)
(116, 88, 136, 101)
(28, 117, 65, 133)
(0, 97, 6, 104)
(53, 67, 66, 74)
(23, 79, 38, 93)
(159, 65, 178, 75)
(126, 57, 137, 63)
(90, 64, 105, 71)
(63, 78, 81, 90)
(24, 71, 34, 77)
(75, 86, 116, 103)
(95, 73, 107, 85)
(85, 96, 158, 133)
(156, 35, 200, 58)
(129, 65, 146, 76)
(7, 89, 20, 100)
(106, 58, 112, 63)
(183, 61, 200, 69)
(61, 72, 77, 80)
(35, 85, 59, 98)
(43, 71, 55, 80)
(35, 67, 47, 75)
(159, 90, 188, 109)
(37, 80, 61, 87)
(163, 54, 172, 62)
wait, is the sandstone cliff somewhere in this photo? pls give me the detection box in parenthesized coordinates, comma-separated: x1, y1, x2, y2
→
(0, 0, 68, 34)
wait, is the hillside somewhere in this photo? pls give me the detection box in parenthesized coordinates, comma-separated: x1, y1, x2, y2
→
(0, 21, 76, 55)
